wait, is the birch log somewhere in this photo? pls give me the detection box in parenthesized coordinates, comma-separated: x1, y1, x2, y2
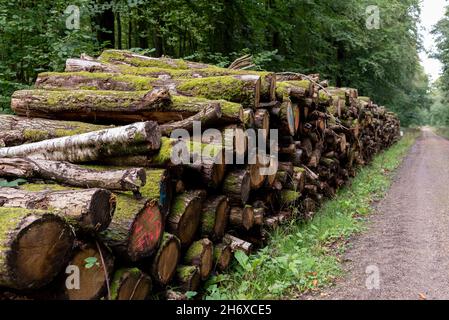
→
(0, 121, 161, 163)
(0, 158, 146, 192)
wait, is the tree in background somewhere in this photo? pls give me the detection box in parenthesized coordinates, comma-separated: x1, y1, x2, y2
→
(0, 0, 431, 125)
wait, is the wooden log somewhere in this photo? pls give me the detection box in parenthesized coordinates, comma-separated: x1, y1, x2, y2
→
(160, 104, 222, 136)
(66, 57, 275, 102)
(1, 186, 114, 232)
(99, 49, 211, 69)
(222, 169, 251, 206)
(110, 268, 152, 300)
(229, 206, 255, 231)
(184, 238, 214, 280)
(200, 195, 230, 241)
(243, 109, 255, 129)
(254, 109, 270, 140)
(150, 233, 181, 286)
(280, 190, 301, 207)
(11, 89, 171, 123)
(223, 234, 253, 255)
(0, 207, 74, 290)
(248, 155, 267, 190)
(99, 192, 164, 262)
(0, 158, 146, 192)
(0, 115, 109, 147)
(166, 191, 203, 247)
(176, 265, 201, 292)
(253, 207, 265, 226)
(62, 241, 115, 300)
(214, 243, 233, 272)
(0, 121, 161, 163)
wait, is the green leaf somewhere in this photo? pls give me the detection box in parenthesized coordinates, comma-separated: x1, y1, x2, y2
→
(84, 257, 99, 269)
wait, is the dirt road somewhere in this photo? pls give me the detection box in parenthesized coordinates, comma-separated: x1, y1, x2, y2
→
(313, 128, 449, 300)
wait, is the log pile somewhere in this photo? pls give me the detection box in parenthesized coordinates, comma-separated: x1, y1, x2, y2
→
(0, 50, 400, 300)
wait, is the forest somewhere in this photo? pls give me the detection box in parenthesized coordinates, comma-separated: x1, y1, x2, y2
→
(0, 0, 444, 127)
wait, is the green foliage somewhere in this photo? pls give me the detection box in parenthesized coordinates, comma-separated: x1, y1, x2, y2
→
(84, 256, 99, 269)
(0, 0, 430, 123)
(204, 131, 417, 300)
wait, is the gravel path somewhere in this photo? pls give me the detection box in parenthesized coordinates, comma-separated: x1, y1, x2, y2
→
(312, 128, 449, 300)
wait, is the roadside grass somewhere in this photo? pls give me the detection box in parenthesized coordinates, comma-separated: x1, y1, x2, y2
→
(204, 131, 418, 300)
(433, 127, 449, 138)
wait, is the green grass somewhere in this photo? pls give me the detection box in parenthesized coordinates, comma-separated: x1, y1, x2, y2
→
(433, 127, 449, 138)
(204, 131, 418, 300)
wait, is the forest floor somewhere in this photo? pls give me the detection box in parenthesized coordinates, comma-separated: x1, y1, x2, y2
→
(306, 127, 449, 300)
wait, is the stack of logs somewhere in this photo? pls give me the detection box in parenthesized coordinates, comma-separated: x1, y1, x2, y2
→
(0, 50, 400, 300)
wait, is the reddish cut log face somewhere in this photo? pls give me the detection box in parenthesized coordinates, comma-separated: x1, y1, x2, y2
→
(129, 204, 163, 260)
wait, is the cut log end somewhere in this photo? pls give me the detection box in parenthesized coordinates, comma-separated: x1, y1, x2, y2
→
(176, 265, 201, 292)
(151, 233, 181, 286)
(128, 203, 164, 261)
(111, 268, 152, 300)
(2, 209, 75, 290)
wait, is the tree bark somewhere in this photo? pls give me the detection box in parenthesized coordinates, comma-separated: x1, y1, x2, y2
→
(229, 206, 255, 231)
(0, 207, 74, 290)
(213, 243, 233, 271)
(0, 115, 109, 147)
(11, 89, 171, 124)
(223, 234, 253, 255)
(0, 121, 161, 163)
(0, 158, 146, 192)
(0, 187, 115, 232)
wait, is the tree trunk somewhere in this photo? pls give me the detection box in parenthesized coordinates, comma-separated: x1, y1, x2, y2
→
(0, 187, 114, 232)
(99, 192, 164, 262)
(150, 233, 181, 286)
(166, 191, 203, 247)
(0, 158, 146, 192)
(183, 238, 214, 280)
(110, 268, 152, 300)
(0, 115, 108, 147)
(0, 207, 74, 290)
(222, 169, 251, 206)
(200, 195, 230, 241)
(11, 89, 171, 123)
(0, 121, 161, 163)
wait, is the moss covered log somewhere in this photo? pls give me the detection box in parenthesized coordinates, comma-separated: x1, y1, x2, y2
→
(0, 115, 109, 147)
(11, 89, 170, 123)
(1, 186, 115, 232)
(0, 158, 146, 192)
(175, 265, 201, 292)
(223, 234, 253, 255)
(0, 207, 74, 290)
(0, 121, 161, 163)
(99, 49, 211, 69)
(150, 233, 181, 286)
(213, 243, 233, 272)
(62, 241, 115, 300)
(184, 238, 214, 281)
(167, 191, 203, 247)
(200, 195, 229, 241)
(110, 268, 152, 300)
(222, 169, 251, 206)
(98, 192, 164, 262)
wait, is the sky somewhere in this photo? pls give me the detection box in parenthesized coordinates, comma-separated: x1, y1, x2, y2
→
(419, 0, 447, 82)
